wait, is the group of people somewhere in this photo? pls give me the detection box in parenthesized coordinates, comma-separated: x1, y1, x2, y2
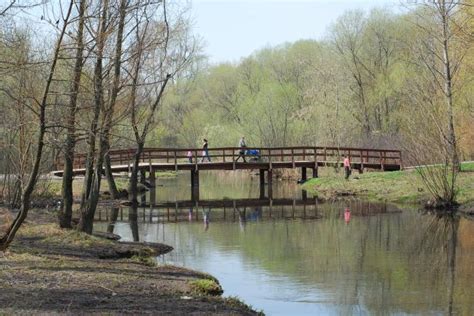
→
(186, 138, 353, 180)
(186, 136, 249, 163)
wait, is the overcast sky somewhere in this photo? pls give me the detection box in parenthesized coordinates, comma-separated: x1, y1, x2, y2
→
(191, 0, 400, 63)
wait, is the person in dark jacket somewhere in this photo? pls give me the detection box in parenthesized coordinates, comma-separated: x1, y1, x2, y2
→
(235, 136, 247, 162)
(201, 139, 211, 162)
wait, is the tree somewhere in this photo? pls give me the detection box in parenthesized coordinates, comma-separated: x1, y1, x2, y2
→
(59, 0, 87, 229)
(78, 0, 111, 234)
(0, 0, 74, 250)
(402, 0, 473, 206)
(127, 0, 195, 207)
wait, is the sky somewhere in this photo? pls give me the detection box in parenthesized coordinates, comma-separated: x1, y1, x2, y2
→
(191, 0, 401, 63)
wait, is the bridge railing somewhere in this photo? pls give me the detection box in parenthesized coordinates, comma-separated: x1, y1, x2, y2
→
(56, 146, 402, 170)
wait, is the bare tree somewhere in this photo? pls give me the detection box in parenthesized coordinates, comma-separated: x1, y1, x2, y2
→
(127, 0, 195, 206)
(102, 0, 129, 200)
(0, 0, 43, 16)
(59, 0, 87, 229)
(78, 0, 110, 234)
(403, 0, 472, 206)
(0, 0, 74, 251)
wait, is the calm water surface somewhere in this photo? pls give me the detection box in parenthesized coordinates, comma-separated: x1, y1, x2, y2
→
(95, 171, 474, 315)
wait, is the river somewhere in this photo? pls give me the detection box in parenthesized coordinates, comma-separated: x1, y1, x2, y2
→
(95, 171, 474, 315)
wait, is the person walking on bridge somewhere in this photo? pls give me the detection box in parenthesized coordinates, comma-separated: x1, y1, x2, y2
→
(343, 155, 351, 180)
(235, 136, 247, 162)
(201, 139, 211, 162)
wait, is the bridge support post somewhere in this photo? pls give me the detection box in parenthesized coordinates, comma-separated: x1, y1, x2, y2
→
(191, 170, 200, 201)
(267, 169, 273, 199)
(301, 167, 307, 182)
(148, 171, 156, 206)
(312, 167, 318, 178)
(259, 170, 265, 199)
(302, 190, 307, 200)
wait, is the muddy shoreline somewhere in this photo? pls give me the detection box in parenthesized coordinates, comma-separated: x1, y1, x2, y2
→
(0, 208, 261, 315)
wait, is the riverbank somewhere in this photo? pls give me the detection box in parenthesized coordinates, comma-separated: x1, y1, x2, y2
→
(302, 162, 474, 207)
(44, 171, 177, 196)
(0, 209, 260, 315)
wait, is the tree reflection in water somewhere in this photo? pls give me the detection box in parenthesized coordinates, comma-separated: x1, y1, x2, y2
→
(419, 212, 460, 316)
(98, 201, 474, 315)
(106, 207, 119, 234)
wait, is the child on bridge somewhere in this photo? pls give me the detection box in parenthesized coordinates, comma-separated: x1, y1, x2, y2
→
(343, 155, 351, 180)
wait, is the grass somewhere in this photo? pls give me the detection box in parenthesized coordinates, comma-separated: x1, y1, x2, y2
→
(302, 162, 474, 206)
(130, 254, 157, 267)
(39, 171, 177, 198)
(155, 171, 178, 178)
(18, 222, 114, 249)
(461, 162, 474, 172)
(223, 296, 265, 316)
(189, 279, 223, 296)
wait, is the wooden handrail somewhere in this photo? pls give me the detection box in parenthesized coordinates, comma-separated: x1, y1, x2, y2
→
(55, 146, 402, 170)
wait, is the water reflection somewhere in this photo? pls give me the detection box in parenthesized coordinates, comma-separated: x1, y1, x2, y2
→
(203, 208, 210, 231)
(344, 207, 351, 224)
(95, 198, 395, 225)
(95, 205, 474, 315)
(417, 213, 460, 316)
(106, 207, 119, 234)
(94, 173, 474, 315)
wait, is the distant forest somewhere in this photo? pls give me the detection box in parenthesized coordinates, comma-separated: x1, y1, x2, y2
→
(154, 6, 473, 164)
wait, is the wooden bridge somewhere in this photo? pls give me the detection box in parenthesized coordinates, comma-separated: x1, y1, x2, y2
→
(54, 146, 402, 200)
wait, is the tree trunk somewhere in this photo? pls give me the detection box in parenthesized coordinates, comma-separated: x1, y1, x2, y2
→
(440, 1, 459, 204)
(78, 0, 108, 234)
(103, 0, 127, 200)
(129, 142, 144, 207)
(440, 5, 458, 168)
(59, 0, 86, 228)
(80, 124, 98, 209)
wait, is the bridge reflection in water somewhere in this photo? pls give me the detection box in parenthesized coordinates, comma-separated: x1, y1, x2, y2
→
(96, 198, 400, 234)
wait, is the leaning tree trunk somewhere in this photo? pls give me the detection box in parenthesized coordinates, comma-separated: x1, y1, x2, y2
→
(59, 0, 86, 228)
(80, 119, 99, 209)
(0, 1, 73, 250)
(128, 142, 145, 207)
(103, 152, 119, 197)
(103, 0, 127, 200)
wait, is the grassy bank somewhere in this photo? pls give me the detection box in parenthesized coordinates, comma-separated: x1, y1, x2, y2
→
(40, 171, 178, 199)
(0, 209, 260, 315)
(302, 162, 474, 206)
